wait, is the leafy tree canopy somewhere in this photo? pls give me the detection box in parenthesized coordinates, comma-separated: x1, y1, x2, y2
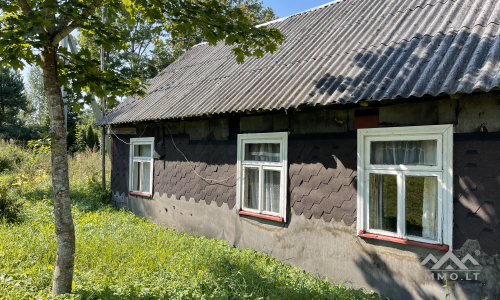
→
(0, 66, 39, 140)
(0, 0, 284, 111)
(76, 0, 278, 83)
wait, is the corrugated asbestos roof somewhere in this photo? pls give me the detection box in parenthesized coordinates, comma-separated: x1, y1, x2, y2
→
(98, 0, 500, 125)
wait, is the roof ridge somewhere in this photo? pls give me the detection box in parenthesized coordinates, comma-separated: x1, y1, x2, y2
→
(257, 0, 343, 27)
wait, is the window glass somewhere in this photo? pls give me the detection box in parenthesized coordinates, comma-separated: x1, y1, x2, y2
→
(369, 174, 398, 233)
(133, 161, 140, 191)
(244, 168, 259, 210)
(370, 140, 437, 166)
(142, 162, 151, 193)
(245, 143, 280, 162)
(134, 144, 152, 157)
(405, 176, 438, 240)
(263, 170, 281, 213)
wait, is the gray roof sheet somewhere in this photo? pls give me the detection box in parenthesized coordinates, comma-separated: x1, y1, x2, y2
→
(99, 0, 500, 125)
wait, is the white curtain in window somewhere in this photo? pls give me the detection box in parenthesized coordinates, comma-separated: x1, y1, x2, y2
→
(264, 170, 280, 213)
(244, 168, 259, 209)
(133, 161, 140, 191)
(246, 144, 280, 162)
(422, 176, 438, 239)
(371, 140, 437, 165)
(143, 162, 151, 193)
(134, 144, 152, 157)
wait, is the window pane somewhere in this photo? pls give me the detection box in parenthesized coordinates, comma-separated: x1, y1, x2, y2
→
(134, 144, 152, 157)
(370, 140, 437, 166)
(133, 162, 140, 191)
(369, 174, 398, 233)
(142, 162, 151, 193)
(405, 176, 438, 240)
(244, 168, 259, 210)
(263, 170, 280, 213)
(245, 143, 280, 162)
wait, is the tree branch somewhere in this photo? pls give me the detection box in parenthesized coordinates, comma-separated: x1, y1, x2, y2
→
(17, 0, 33, 15)
(51, 0, 104, 47)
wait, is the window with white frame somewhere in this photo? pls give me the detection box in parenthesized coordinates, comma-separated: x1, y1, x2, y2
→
(357, 125, 453, 248)
(129, 137, 154, 195)
(236, 132, 288, 222)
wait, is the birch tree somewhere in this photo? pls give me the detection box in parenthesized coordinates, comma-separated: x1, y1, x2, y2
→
(0, 0, 283, 295)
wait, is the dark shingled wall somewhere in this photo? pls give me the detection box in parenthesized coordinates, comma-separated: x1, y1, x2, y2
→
(111, 135, 130, 195)
(154, 135, 238, 209)
(453, 133, 500, 255)
(289, 133, 358, 226)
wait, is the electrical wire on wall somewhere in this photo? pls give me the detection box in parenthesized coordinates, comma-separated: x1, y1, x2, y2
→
(104, 114, 237, 183)
(165, 124, 237, 183)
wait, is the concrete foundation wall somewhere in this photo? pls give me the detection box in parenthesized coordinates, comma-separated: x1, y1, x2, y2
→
(112, 191, 499, 300)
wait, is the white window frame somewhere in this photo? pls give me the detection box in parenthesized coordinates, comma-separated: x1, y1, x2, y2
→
(236, 132, 288, 222)
(357, 125, 453, 249)
(129, 137, 154, 195)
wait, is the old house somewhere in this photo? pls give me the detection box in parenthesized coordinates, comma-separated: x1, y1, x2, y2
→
(97, 0, 500, 299)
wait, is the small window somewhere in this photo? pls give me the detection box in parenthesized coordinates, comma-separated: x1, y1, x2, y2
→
(129, 137, 154, 196)
(237, 133, 288, 222)
(357, 125, 453, 249)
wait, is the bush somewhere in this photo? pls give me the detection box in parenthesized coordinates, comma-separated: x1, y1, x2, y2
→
(0, 181, 22, 223)
(0, 140, 30, 173)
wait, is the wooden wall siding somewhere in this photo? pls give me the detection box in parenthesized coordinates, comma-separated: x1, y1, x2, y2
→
(453, 133, 500, 255)
(153, 135, 238, 209)
(288, 134, 358, 226)
(111, 135, 130, 195)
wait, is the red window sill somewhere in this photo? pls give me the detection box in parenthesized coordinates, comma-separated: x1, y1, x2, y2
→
(358, 231, 449, 251)
(237, 209, 284, 222)
(129, 191, 152, 198)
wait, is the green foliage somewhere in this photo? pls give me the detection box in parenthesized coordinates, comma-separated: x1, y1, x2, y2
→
(75, 124, 87, 152)
(0, 179, 23, 223)
(85, 125, 97, 151)
(25, 65, 48, 126)
(66, 110, 81, 153)
(76, 0, 278, 84)
(0, 144, 382, 299)
(76, 124, 100, 152)
(0, 66, 39, 141)
(0, 140, 31, 173)
(84, 172, 110, 205)
(0, 0, 284, 114)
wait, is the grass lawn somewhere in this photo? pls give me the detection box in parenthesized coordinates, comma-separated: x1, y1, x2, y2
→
(0, 141, 382, 299)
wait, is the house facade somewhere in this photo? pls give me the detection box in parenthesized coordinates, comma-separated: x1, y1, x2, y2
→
(98, 1, 500, 299)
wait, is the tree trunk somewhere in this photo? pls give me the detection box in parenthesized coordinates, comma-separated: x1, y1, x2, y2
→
(41, 46, 75, 296)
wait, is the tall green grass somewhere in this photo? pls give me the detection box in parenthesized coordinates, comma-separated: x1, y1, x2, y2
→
(0, 142, 382, 300)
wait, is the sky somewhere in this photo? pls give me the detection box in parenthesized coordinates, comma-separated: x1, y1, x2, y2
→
(261, 0, 334, 20)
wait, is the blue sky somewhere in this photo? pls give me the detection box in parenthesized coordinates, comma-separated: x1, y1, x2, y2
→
(261, 0, 333, 19)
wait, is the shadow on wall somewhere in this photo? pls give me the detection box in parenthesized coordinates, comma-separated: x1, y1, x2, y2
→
(355, 242, 469, 300)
